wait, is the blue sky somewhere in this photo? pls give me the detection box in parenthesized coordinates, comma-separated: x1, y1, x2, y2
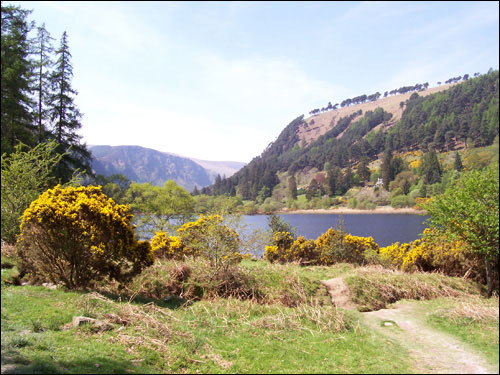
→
(7, 1, 500, 162)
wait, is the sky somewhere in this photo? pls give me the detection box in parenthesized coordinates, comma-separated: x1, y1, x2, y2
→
(6, 1, 500, 162)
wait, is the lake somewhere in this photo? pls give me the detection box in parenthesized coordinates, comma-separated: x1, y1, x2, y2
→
(137, 213, 429, 257)
(242, 213, 429, 248)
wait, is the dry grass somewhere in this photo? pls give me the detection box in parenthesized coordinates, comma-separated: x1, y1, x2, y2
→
(1, 241, 17, 257)
(251, 303, 349, 334)
(345, 265, 481, 311)
(75, 292, 178, 356)
(440, 296, 499, 323)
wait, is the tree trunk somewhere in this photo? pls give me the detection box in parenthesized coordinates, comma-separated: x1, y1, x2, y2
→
(485, 255, 492, 298)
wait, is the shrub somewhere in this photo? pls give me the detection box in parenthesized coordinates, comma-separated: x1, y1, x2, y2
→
(17, 185, 154, 289)
(316, 229, 378, 265)
(378, 229, 498, 291)
(424, 166, 499, 297)
(267, 214, 296, 238)
(264, 231, 295, 263)
(1, 141, 74, 244)
(122, 257, 262, 302)
(150, 232, 183, 259)
(357, 199, 376, 210)
(264, 226, 380, 266)
(176, 214, 243, 271)
(287, 236, 320, 264)
(390, 194, 415, 208)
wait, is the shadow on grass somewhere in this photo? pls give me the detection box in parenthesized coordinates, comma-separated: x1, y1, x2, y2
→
(84, 290, 190, 310)
(2, 352, 148, 374)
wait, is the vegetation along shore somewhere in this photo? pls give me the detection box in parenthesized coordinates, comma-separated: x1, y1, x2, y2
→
(278, 206, 427, 215)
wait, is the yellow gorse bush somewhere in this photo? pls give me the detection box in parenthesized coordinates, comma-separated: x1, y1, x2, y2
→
(263, 231, 294, 263)
(150, 231, 183, 259)
(264, 227, 379, 266)
(151, 214, 245, 269)
(415, 197, 431, 210)
(378, 228, 476, 275)
(17, 185, 154, 289)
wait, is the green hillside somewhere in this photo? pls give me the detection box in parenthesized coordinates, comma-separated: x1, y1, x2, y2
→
(207, 71, 499, 211)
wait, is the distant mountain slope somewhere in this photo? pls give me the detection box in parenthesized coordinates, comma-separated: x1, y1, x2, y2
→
(211, 71, 499, 200)
(89, 145, 213, 191)
(89, 145, 245, 191)
(190, 159, 247, 180)
(299, 83, 457, 146)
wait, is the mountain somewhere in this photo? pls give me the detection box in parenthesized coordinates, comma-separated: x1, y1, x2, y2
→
(190, 159, 247, 181)
(210, 71, 499, 200)
(89, 145, 245, 192)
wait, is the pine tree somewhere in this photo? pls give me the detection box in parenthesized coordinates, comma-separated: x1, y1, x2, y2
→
(420, 150, 442, 184)
(288, 176, 297, 200)
(381, 149, 393, 190)
(343, 166, 354, 191)
(326, 166, 341, 196)
(356, 157, 370, 183)
(305, 178, 319, 201)
(1, 5, 36, 155)
(33, 23, 54, 143)
(453, 152, 463, 171)
(48, 31, 91, 182)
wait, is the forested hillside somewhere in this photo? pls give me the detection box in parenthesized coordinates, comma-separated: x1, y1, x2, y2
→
(89, 145, 213, 191)
(209, 71, 498, 202)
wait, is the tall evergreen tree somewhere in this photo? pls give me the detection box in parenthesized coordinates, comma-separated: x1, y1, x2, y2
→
(288, 175, 297, 200)
(305, 178, 319, 201)
(48, 31, 91, 182)
(33, 23, 54, 143)
(453, 152, 463, 171)
(356, 157, 371, 183)
(420, 150, 442, 184)
(1, 5, 35, 155)
(343, 166, 354, 191)
(381, 149, 393, 190)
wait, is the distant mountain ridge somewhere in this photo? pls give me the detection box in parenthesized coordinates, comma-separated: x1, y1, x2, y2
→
(89, 145, 245, 191)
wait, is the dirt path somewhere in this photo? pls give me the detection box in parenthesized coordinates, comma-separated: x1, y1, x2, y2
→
(321, 278, 498, 374)
(320, 277, 357, 310)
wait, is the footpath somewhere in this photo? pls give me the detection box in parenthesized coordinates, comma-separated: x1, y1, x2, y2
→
(321, 277, 498, 374)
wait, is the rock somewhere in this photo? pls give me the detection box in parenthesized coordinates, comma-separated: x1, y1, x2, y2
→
(42, 283, 58, 290)
(71, 316, 114, 331)
(72, 316, 97, 327)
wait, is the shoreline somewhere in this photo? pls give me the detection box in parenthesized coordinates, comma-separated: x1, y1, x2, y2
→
(275, 206, 427, 215)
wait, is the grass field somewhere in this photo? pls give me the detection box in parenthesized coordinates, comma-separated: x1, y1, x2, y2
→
(1, 256, 498, 374)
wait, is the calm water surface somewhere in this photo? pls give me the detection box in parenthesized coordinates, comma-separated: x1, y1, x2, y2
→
(242, 213, 429, 248)
(138, 213, 429, 257)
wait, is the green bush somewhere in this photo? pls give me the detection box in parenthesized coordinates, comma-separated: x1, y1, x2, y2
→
(390, 194, 415, 208)
(1, 141, 75, 244)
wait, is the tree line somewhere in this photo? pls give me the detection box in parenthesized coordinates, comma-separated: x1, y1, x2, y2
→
(1, 4, 90, 183)
(308, 73, 484, 118)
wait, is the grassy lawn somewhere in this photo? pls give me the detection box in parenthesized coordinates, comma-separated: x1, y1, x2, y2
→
(2, 256, 497, 374)
(1, 284, 415, 374)
(1, 257, 416, 374)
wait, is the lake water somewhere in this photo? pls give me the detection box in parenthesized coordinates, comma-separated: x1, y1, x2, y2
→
(242, 213, 429, 248)
(137, 213, 429, 257)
